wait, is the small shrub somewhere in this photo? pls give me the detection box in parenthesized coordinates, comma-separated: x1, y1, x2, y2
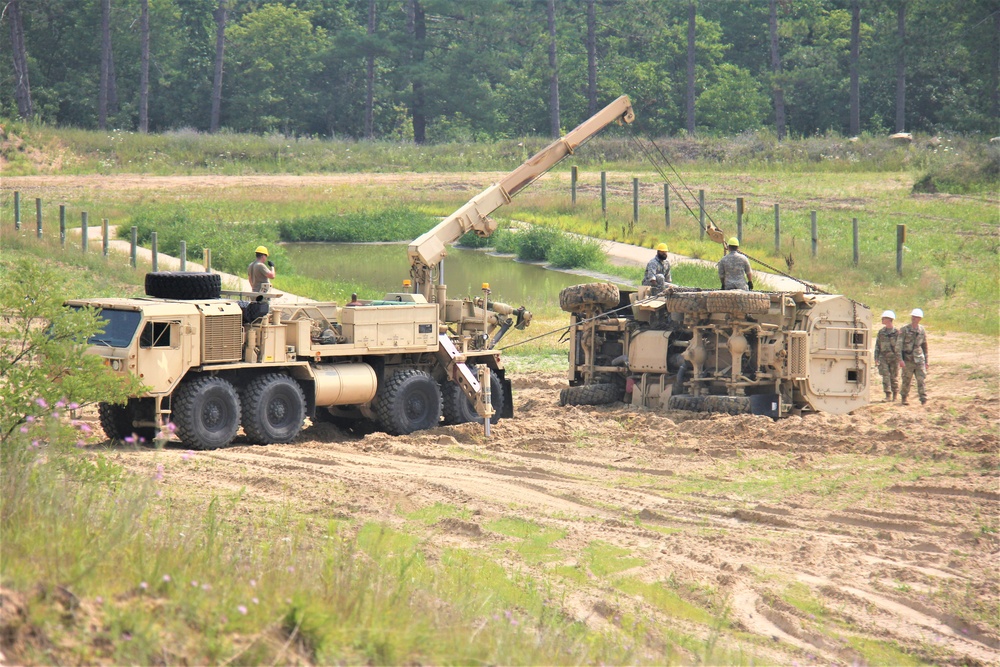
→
(515, 226, 561, 262)
(547, 236, 604, 269)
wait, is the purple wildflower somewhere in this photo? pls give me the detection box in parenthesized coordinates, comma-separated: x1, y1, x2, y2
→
(36, 398, 48, 408)
(237, 605, 248, 615)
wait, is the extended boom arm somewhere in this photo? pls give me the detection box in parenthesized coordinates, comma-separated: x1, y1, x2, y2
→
(408, 95, 635, 300)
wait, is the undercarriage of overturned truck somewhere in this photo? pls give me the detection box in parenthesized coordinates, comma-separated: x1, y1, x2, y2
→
(559, 283, 873, 418)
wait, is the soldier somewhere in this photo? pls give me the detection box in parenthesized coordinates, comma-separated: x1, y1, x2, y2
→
(873, 310, 900, 401)
(248, 245, 276, 293)
(717, 237, 754, 290)
(895, 308, 928, 405)
(643, 243, 672, 288)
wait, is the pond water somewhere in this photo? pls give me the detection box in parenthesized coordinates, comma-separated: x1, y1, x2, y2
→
(283, 243, 613, 311)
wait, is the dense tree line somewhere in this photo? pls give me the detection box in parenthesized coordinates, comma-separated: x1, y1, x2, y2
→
(2, 0, 997, 141)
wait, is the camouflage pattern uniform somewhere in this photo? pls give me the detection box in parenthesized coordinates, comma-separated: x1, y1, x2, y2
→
(873, 326, 900, 399)
(895, 323, 928, 404)
(643, 255, 671, 286)
(717, 251, 752, 290)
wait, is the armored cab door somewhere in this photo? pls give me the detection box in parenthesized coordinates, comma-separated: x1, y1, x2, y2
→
(135, 320, 185, 394)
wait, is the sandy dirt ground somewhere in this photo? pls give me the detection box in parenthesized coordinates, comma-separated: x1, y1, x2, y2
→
(6, 173, 998, 663)
(70, 330, 999, 665)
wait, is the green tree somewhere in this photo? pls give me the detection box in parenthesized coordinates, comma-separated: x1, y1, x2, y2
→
(698, 63, 770, 134)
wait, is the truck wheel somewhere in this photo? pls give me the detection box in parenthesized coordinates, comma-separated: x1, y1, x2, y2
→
(666, 394, 707, 412)
(559, 283, 620, 313)
(559, 382, 624, 406)
(172, 377, 241, 450)
(145, 272, 221, 300)
(98, 402, 131, 440)
(441, 370, 504, 425)
(703, 291, 771, 314)
(98, 400, 157, 443)
(241, 374, 306, 444)
(664, 292, 706, 314)
(375, 369, 442, 435)
(701, 395, 752, 415)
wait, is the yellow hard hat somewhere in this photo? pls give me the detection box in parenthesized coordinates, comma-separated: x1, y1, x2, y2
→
(727, 237, 740, 247)
(255, 245, 269, 255)
(655, 243, 668, 252)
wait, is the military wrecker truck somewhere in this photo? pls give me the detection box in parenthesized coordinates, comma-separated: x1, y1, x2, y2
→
(559, 281, 873, 418)
(70, 96, 636, 449)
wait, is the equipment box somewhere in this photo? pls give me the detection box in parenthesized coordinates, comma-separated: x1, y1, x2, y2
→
(341, 304, 438, 351)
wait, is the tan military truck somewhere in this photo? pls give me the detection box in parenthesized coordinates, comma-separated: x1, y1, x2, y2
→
(70, 96, 636, 449)
(559, 283, 873, 417)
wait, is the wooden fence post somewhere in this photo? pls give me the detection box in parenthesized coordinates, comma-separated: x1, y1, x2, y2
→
(59, 205, 66, 246)
(736, 197, 744, 243)
(35, 198, 42, 238)
(81, 212, 88, 253)
(698, 189, 706, 240)
(632, 177, 639, 232)
(130, 226, 138, 268)
(204, 248, 212, 272)
(570, 166, 577, 206)
(600, 171, 607, 221)
(852, 218, 859, 266)
(179, 241, 187, 271)
(102, 219, 109, 256)
(774, 203, 781, 253)
(151, 231, 158, 272)
(810, 211, 818, 258)
(14, 191, 20, 230)
(663, 184, 670, 229)
(896, 224, 906, 276)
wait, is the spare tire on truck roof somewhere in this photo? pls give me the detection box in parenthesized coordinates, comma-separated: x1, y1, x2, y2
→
(145, 272, 222, 300)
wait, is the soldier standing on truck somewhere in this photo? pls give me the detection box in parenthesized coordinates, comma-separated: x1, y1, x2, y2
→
(643, 243, 672, 289)
(896, 308, 929, 405)
(717, 237, 753, 290)
(248, 245, 276, 293)
(874, 309, 900, 402)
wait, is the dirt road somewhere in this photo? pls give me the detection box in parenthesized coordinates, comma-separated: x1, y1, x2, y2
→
(91, 330, 999, 665)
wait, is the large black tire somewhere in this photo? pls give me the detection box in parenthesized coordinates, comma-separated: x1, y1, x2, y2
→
(98, 399, 157, 443)
(664, 292, 706, 314)
(703, 291, 771, 314)
(666, 394, 707, 412)
(375, 369, 442, 435)
(98, 402, 131, 440)
(172, 377, 241, 450)
(145, 272, 221, 300)
(701, 395, 752, 415)
(559, 382, 625, 406)
(241, 374, 306, 444)
(559, 283, 620, 313)
(441, 370, 504, 425)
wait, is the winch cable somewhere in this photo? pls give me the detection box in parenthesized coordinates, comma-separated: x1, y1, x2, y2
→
(626, 130, 830, 295)
(498, 292, 666, 352)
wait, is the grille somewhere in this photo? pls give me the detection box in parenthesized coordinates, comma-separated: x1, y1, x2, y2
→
(203, 314, 243, 363)
(787, 332, 809, 379)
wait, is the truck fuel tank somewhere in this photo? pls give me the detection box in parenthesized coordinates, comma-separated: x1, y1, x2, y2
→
(313, 363, 379, 406)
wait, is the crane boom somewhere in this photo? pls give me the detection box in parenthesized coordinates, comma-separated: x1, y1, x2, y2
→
(408, 95, 635, 299)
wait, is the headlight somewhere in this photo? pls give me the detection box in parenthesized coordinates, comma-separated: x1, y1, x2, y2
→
(110, 359, 122, 371)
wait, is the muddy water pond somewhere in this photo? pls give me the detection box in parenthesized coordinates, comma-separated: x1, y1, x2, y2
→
(283, 243, 609, 312)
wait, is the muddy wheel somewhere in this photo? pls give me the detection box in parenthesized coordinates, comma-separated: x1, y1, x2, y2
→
(375, 369, 442, 435)
(241, 374, 306, 444)
(559, 283, 620, 313)
(172, 377, 241, 450)
(145, 272, 221, 300)
(666, 394, 707, 412)
(701, 395, 752, 415)
(664, 292, 706, 314)
(559, 382, 625, 406)
(703, 291, 771, 314)
(441, 370, 504, 425)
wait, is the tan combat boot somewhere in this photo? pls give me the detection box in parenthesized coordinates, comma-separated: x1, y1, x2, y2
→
(900, 395, 908, 405)
(884, 391, 891, 402)
(892, 391, 898, 402)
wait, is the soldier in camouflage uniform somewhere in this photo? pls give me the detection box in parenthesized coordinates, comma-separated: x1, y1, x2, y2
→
(717, 237, 754, 290)
(895, 308, 928, 405)
(873, 310, 900, 401)
(644, 243, 672, 288)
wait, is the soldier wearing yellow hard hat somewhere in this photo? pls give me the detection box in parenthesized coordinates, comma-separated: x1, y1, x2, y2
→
(643, 242, 672, 288)
(717, 237, 753, 290)
(248, 245, 276, 293)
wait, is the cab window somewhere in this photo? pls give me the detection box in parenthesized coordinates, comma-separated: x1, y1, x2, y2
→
(140, 321, 172, 348)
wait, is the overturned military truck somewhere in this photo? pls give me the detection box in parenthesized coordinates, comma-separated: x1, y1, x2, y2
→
(560, 283, 873, 417)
